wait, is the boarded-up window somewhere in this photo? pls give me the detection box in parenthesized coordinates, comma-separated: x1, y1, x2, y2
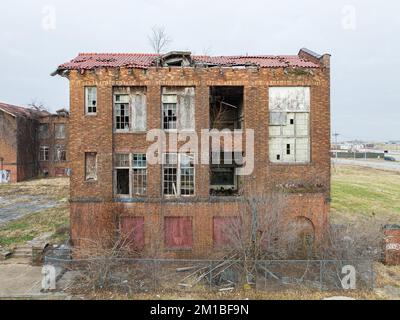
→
(269, 87, 310, 163)
(213, 217, 241, 248)
(178, 87, 195, 130)
(120, 217, 145, 250)
(85, 152, 97, 181)
(55, 124, 66, 139)
(164, 217, 193, 249)
(132, 93, 147, 131)
(55, 168, 66, 176)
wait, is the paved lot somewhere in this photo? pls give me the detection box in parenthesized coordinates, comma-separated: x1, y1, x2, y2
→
(332, 158, 400, 172)
(0, 260, 72, 299)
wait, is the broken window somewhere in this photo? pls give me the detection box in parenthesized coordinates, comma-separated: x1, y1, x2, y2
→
(163, 153, 178, 196)
(162, 95, 177, 130)
(114, 94, 130, 131)
(114, 153, 147, 197)
(132, 154, 147, 196)
(162, 87, 195, 131)
(115, 154, 130, 195)
(269, 87, 310, 163)
(114, 87, 147, 132)
(210, 152, 242, 196)
(85, 152, 97, 181)
(39, 146, 49, 161)
(210, 86, 243, 130)
(38, 124, 49, 139)
(179, 154, 195, 196)
(85, 87, 97, 114)
(163, 153, 195, 196)
(55, 124, 66, 139)
(54, 145, 67, 162)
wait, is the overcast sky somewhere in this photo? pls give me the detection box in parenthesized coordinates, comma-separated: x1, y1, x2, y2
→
(0, 0, 399, 141)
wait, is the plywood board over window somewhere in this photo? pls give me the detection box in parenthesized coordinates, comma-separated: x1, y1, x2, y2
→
(269, 87, 311, 164)
(164, 217, 193, 249)
(120, 217, 145, 250)
(85, 152, 97, 181)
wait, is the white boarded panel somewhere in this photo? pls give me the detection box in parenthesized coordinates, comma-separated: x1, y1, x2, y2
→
(295, 138, 310, 163)
(132, 93, 147, 131)
(178, 87, 195, 131)
(269, 137, 283, 163)
(282, 112, 295, 136)
(269, 87, 310, 112)
(295, 113, 309, 136)
(270, 112, 287, 126)
(269, 126, 282, 137)
(282, 138, 296, 163)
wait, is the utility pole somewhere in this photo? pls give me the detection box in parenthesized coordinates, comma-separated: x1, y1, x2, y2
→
(333, 133, 340, 146)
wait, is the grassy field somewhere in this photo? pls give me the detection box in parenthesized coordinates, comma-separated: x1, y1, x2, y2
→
(0, 178, 69, 248)
(331, 164, 400, 222)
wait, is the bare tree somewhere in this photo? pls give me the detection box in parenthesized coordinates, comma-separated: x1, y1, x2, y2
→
(28, 99, 48, 112)
(148, 25, 172, 54)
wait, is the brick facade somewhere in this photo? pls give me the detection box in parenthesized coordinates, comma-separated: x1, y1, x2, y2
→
(38, 110, 70, 177)
(57, 49, 331, 258)
(0, 103, 69, 182)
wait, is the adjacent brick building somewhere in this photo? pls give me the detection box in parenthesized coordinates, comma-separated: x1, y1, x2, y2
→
(38, 108, 70, 177)
(0, 102, 69, 183)
(53, 48, 331, 258)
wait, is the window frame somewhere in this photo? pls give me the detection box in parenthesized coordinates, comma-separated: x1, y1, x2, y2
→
(114, 153, 148, 197)
(85, 87, 97, 115)
(162, 99, 178, 131)
(132, 153, 147, 196)
(39, 146, 49, 162)
(54, 123, 66, 140)
(162, 153, 195, 197)
(54, 145, 67, 162)
(38, 124, 49, 139)
(268, 87, 311, 164)
(114, 94, 131, 132)
(85, 152, 98, 182)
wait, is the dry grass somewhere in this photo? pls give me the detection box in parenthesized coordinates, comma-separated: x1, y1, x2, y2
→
(0, 178, 69, 248)
(85, 289, 381, 300)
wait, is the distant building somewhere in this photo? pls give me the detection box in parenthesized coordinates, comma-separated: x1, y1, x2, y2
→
(0, 102, 69, 183)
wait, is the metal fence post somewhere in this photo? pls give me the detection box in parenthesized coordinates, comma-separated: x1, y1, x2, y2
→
(319, 260, 324, 291)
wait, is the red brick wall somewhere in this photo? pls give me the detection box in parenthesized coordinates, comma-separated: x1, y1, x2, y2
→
(0, 110, 18, 182)
(67, 62, 330, 257)
(38, 115, 70, 177)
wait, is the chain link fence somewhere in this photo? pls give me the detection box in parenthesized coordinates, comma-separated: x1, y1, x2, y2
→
(44, 249, 374, 293)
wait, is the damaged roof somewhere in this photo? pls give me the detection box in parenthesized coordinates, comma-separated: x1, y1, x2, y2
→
(0, 102, 50, 118)
(53, 49, 322, 75)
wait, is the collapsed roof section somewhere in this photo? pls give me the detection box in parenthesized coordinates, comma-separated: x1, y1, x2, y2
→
(0, 102, 50, 119)
(52, 48, 329, 76)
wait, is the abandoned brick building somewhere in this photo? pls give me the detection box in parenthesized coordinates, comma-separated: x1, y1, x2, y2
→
(53, 48, 331, 258)
(38, 108, 70, 177)
(0, 102, 69, 183)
